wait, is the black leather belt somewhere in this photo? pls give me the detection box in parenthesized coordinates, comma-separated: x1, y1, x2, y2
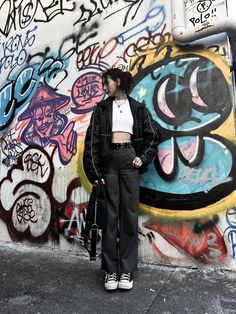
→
(111, 142, 133, 149)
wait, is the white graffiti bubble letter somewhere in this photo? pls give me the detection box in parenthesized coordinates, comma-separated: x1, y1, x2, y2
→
(0, 146, 54, 241)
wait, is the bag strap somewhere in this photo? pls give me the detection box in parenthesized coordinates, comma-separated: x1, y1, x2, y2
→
(90, 224, 98, 260)
(84, 180, 105, 261)
(83, 225, 99, 260)
(94, 179, 104, 198)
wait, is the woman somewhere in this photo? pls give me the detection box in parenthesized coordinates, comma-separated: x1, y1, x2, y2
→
(83, 68, 159, 290)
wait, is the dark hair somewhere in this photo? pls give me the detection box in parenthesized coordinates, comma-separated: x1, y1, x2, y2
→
(102, 68, 133, 92)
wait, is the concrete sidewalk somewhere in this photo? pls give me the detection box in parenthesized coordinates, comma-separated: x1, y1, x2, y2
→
(0, 243, 236, 314)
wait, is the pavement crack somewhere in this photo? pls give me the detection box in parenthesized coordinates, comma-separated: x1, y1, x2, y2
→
(145, 267, 175, 314)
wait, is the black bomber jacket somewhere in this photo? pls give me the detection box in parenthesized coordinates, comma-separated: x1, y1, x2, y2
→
(83, 96, 159, 184)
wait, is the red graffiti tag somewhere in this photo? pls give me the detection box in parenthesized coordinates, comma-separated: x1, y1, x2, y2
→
(144, 219, 227, 264)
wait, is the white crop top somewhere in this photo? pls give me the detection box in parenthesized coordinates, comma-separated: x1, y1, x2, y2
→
(112, 98, 134, 134)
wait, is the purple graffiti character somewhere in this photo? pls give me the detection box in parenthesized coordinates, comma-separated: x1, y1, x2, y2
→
(19, 83, 77, 165)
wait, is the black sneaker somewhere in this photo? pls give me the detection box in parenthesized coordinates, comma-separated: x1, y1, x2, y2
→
(118, 273, 133, 289)
(104, 273, 118, 290)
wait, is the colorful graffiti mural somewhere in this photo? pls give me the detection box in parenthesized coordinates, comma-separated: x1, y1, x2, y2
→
(129, 51, 236, 216)
(0, 0, 236, 269)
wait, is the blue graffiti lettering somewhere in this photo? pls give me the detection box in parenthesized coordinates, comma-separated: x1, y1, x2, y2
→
(228, 230, 236, 258)
(224, 208, 236, 258)
(0, 67, 37, 131)
(117, 5, 166, 45)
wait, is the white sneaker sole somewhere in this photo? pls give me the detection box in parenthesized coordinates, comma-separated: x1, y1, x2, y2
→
(105, 282, 118, 290)
(118, 281, 133, 290)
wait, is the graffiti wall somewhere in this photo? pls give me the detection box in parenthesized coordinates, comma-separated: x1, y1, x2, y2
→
(0, 0, 236, 269)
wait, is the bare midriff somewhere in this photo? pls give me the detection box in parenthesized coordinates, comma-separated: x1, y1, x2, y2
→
(112, 132, 132, 143)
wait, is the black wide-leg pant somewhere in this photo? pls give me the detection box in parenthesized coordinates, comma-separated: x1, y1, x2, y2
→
(102, 147, 139, 273)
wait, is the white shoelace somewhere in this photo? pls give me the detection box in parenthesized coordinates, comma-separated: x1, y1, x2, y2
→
(120, 273, 131, 281)
(106, 273, 117, 282)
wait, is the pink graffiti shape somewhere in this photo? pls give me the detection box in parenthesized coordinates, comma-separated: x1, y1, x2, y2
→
(158, 143, 174, 174)
(190, 67, 208, 107)
(71, 73, 105, 112)
(178, 141, 198, 161)
(50, 121, 77, 163)
(157, 78, 176, 118)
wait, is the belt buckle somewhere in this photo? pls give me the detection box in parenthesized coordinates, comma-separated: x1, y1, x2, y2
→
(112, 142, 132, 149)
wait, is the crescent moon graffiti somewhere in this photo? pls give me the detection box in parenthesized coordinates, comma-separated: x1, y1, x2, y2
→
(157, 78, 176, 118)
(190, 67, 208, 108)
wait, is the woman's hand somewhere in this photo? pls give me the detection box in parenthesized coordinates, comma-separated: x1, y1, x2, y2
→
(93, 178, 105, 186)
(133, 157, 143, 168)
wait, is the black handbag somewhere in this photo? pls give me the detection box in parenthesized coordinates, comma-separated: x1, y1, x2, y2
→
(82, 180, 107, 260)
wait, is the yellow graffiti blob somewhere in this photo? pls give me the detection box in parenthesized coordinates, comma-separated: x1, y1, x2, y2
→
(76, 139, 92, 193)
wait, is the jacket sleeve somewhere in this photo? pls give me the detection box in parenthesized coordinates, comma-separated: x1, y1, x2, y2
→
(83, 105, 102, 183)
(140, 106, 159, 165)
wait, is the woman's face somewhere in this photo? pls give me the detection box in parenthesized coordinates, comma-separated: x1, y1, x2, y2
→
(102, 76, 120, 97)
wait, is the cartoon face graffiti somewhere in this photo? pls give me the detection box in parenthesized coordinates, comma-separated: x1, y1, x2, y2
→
(19, 83, 77, 165)
(130, 53, 236, 217)
(32, 103, 56, 138)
